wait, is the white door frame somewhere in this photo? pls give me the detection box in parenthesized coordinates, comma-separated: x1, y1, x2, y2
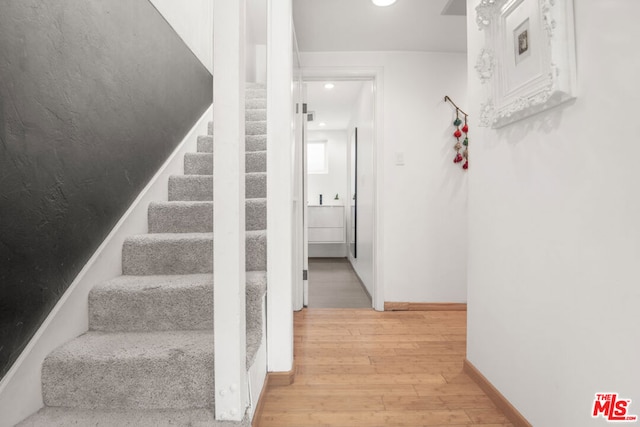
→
(298, 66, 385, 311)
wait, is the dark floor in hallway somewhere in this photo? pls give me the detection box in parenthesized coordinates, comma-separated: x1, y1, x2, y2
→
(307, 258, 372, 308)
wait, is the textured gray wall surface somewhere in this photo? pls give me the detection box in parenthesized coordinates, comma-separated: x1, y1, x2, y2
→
(0, 0, 212, 378)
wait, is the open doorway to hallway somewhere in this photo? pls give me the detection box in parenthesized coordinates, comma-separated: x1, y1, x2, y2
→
(303, 79, 375, 308)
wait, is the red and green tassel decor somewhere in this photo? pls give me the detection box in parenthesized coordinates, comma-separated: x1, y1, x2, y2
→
(444, 96, 469, 171)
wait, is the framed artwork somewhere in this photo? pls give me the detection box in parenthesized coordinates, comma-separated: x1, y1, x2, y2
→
(475, 0, 576, 128)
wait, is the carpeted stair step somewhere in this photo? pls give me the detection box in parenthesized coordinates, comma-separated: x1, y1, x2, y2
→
(148, 201, 213, 234)
(246, 198, 267, 231)
(168, 175, 266, 201)
(246, 230, 266, 271)
(246, 98, 266, 109)
(246, 151, 266, 173)
(89, 274, 266, 340)
(246, 121, 266, 136)
(247, 109, 266, 121)
(246, 135, 266, 152)
(182, 152, 265, 176)
(148, 200, 266, 234)
(169, 175, 212, 201)
(122, 233, 213, 275)
(184, 152, 213, 175)
(246, 271, 266, 366)
(197, 135, 214, 152)
(197, 135, 266, 154)
(246, 88, 266, 100)
(89, 275, 213, 332)
(17, 407, 251, 427)
(42, 330, 214, 410)
(246, 172, 266, 199)
(122, 232, 267, 276)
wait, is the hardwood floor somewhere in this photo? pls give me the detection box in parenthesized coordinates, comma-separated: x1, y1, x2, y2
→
(256, 309, 513, 427)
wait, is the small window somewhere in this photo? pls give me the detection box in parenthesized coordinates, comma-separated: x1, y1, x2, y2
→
(307, 141, 328, 174)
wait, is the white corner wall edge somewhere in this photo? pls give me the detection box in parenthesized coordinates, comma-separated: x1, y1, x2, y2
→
(0, 105, 212, 427)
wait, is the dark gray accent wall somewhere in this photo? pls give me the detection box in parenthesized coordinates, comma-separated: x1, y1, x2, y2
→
(0, 0, 212, 379)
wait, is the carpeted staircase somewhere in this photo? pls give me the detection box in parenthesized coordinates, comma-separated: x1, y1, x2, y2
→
(19, 85, 267, 426)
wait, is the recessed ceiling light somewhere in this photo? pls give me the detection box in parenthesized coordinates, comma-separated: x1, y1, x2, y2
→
(323, 83, 335, 89)
(318, 122, 326, 127)
(372, 0, 397, 6)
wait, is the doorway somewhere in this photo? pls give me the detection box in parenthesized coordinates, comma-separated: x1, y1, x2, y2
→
(302, 79, 375, 308)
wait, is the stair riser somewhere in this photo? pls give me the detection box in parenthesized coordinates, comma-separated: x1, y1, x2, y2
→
(246, 199, 267, 231)
(169, 175, 266, 201)
(246, 98, 266, 109)
(246, 232, 266, 271)
(122, 236, 212, 275)
(122, 235, 266, 275)
(89, 282, 266, 333)
(89, 283, 212, 332)
(246, 121, 266, 136)
(246, 89, 266, 99)
(168, 175, 212, 202)
(183, 152, 266, 176)
(148, 202, 212, 234)
(246, 135, 266, 152)
(247, 109, 267, 121)
(197, 135, 266, 153)
(246, 151, 266, 173)
(148, 200, 266, 233)
(246, 174, 266, 199)
(42, 352, 214, 409)
(184, 153, 212, 175)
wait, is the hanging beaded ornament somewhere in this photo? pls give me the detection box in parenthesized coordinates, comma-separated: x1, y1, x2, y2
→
(444, 95, 469, 171)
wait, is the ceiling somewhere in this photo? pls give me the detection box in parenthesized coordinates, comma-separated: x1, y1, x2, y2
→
(306, 81, 365, 131)
(293, 0, 467, 53)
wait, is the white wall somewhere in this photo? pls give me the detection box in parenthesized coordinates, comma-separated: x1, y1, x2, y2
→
(266, 0, 294, 374)
(246, 0, 267, 83)
(148, 0, 213, 74)
(465, 1, 640, 426)
(307, 130, 349, 258)
(300, 51, 468, 303)
(347, 82, 375, 296)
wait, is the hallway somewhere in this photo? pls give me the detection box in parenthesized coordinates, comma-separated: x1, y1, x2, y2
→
(256, 309, 513, 426)
(307, 258, 372, 308)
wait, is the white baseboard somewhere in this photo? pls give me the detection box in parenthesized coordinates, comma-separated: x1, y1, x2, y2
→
(0, 105, 212, 427)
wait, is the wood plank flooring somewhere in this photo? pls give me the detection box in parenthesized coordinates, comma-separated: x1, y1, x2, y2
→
(256, 309, 513, 427)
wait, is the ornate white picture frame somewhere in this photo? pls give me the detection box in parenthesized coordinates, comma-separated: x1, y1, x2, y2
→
(475, 0, 576, 128)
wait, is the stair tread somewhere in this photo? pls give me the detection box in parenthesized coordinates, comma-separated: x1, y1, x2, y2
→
(170, 174, 212, 179)
(150, 200, 212, 207)
(125, 232, 213, 242)
(17, 407, 252, 427)
(126, 232, 266, 242)
(46, 330, 214, 361)
(92, 274, 212, 293)
(93, 273, 266, 293)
